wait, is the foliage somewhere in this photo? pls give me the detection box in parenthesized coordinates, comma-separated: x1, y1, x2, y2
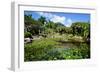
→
(44, 28, 54, 35)
(71, 22, 90, 41)
(24, 38, 60, 61)
(56, 26, 72, 34)
(25, 40, 90, 61)
(38, 16, 46, 25)
(24, 14, 34, 26)
(24, 32, 32, 38)
(71, 22, 89, 35)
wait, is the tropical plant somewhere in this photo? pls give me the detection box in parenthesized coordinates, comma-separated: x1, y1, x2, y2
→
(71, 22, 90, 41)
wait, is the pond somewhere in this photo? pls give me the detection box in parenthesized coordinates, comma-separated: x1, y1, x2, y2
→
(57, 41, 90, 50)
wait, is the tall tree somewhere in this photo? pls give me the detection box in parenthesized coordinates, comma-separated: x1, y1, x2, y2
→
(38, 16, 46, 26)
(71, 22, 90, 41)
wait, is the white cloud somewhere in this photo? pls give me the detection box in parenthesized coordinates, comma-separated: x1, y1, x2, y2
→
(65, 18, 72, 27)
(36, 12, 53, 19)
(50, 15, 66, 24)
(36, 12, 72, 27)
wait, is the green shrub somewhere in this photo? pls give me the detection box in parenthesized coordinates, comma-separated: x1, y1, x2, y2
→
(24, 32, 32, 38)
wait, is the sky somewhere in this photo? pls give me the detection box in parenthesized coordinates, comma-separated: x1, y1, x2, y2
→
(24, 11, 90, 27)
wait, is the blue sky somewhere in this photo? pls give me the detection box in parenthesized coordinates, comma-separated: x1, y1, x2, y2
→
(24, 11, 90, 27)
